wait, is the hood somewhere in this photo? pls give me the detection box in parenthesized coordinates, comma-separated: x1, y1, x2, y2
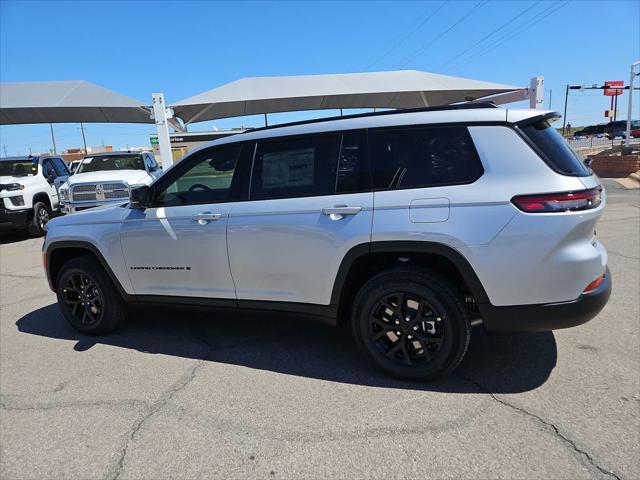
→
(47, 204, 130, 228)
(0, 174, 40, 189)
(68, 169, 152, 186)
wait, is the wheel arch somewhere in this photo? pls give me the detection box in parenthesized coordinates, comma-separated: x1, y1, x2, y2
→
(32, 192, 52, 209)
(46, 241, 129, 299)
(331, 241, 489, 324)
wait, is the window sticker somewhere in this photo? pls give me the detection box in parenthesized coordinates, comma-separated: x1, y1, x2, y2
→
(262, 147, 314, 189)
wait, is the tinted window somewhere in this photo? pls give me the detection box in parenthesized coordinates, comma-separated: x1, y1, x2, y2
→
(369, 126, 483, 190)
(521, 120, 590, 176)
(51, 158, 69, 176)
(42, 159, 56, 178)
(250, 133, 369, 200)
(154, 144, 248, 206)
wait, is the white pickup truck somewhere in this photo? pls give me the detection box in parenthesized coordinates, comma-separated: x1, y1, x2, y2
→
(0, 155, 70, 236)
(59, 151, 161, 213)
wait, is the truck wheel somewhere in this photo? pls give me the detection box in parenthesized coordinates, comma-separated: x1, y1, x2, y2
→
(27, 202, 51, 237)
(351, 268, 471, 380)
(55, 256, 125, 335)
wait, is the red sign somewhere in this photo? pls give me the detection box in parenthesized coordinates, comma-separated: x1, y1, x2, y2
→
(604, 81, 624, 96)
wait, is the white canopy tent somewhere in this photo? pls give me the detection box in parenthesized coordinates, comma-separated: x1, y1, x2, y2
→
(171, 70, 532, 126)
(1, 72, 543, 167)
(0, 80, 152, 124)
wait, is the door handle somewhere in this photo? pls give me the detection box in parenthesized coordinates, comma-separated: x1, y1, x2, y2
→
(191, 212, 222, 224)
(322, 205, 362, 220)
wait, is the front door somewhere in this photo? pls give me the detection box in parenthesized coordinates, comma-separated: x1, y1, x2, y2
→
(119, 143, 252, 298)
(227, 131, 373, 305)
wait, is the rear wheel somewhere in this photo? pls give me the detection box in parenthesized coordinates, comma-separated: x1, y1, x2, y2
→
(27, 202, 51, 237)
(55, 256, 125, 334)
(351, 268, 471, 380)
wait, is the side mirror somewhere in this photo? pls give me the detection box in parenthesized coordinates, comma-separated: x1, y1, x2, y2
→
(46, 173, 55, 184)
(130, 185, 152, 209)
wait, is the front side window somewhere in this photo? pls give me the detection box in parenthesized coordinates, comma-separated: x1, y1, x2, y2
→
(76, 154, 145, 174)
(153, 144, 246, 207)
(369, 126, 483, 190)
(42, 159, 56, 179)
(51, 158, 69, 176)
(250, 132, 369, 200)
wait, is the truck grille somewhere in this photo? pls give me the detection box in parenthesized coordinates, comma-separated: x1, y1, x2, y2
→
(70, 182, 130, 203)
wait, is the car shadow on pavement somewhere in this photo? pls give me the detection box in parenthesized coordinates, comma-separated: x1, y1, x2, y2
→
(0, 231, 33, 244)
(16, 303, 557, 394)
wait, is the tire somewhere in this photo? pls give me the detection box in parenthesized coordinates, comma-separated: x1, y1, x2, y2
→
(55, 256, 125, 335)
(27, 201, 51, 237)
(351, 267, 471, 380)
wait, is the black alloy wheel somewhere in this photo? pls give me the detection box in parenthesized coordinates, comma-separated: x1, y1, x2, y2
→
(369, 292, 444, 366)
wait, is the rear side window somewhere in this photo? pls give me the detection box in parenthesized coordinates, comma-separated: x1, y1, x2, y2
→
(250, 132, 369, 200)
(520, 120, 591, 176)
(369, 126, 483, 190)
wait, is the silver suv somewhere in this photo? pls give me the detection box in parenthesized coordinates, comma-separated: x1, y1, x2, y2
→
(43, 104, 611, 379)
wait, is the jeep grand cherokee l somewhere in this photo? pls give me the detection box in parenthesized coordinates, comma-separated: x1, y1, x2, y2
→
(43, 104, 611, 380)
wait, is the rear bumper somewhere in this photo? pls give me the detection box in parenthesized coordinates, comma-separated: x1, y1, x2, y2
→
(0, 208, 31, 229)
(480, 267, 612, 333)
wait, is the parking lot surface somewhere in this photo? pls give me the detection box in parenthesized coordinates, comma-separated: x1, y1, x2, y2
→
(1, 180, 638, 480)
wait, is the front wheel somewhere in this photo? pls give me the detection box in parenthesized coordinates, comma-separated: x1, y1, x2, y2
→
(55, 256, 125, 334)
(27, 202, 51, 237)
(351, 268, 471, 380)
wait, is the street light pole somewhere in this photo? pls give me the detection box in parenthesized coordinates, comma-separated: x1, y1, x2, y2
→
(624, 61, 640, 151)
(562, 84, 569, 136)
(49, 123, 57, 155)
(80, 122, 88, 155)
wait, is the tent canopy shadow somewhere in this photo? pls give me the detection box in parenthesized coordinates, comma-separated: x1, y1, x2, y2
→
(16, 303, 557, 394)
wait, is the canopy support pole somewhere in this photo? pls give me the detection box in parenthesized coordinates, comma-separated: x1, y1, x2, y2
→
(152, 93, 174, 171)
(529, 76, 544, 109)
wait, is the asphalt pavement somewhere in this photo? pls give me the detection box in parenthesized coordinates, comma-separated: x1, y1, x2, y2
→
(1, 179, 638, 479)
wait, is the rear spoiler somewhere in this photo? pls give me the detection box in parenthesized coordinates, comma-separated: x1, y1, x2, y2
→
(514, 111, 561, 127)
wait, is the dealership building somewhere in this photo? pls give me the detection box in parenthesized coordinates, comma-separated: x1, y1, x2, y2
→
(150, 129, 245, 164)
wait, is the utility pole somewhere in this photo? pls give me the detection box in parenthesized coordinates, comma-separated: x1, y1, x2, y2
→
(264, 113, 268, 127)
(624, 61, 640, 152)
(548, 89, 552, 110)
(562, 84, 569, 136)
(49, 123, 57, 155)
(80, 122, 88, 154)
(3, 145, 7, 158)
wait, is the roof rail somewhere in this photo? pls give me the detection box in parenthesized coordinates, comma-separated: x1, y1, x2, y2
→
(248, 102, 498, 132)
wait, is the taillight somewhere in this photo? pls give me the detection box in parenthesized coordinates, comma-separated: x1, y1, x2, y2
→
(583, 273, 605, 293)
(511, 187, 602, 213)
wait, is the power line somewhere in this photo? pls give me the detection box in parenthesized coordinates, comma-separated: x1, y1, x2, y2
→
(438, 1, 540, 69)
(393, 0, 490, 69)
(458, 0, 571, 67)
(364, 1, 447, 71)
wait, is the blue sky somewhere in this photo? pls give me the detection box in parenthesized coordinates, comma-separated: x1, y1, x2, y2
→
(1, 0, 639, 156)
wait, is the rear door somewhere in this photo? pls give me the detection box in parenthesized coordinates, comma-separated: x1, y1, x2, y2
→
(227, 131, 373, 305)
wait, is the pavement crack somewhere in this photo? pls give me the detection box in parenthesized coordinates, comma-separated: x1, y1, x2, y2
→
(105, 347, 211, 480)
(465, 378, 622, 480)
(0, 398, 147, 412)
(607, 250, 640, 260)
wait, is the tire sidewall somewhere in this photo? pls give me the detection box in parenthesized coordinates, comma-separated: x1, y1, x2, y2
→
(29, 202, 51, 237)
(353, 273, 468, 380)
(56, 261, 118, 334)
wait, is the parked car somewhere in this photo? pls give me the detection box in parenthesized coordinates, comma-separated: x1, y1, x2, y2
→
(58, 151, 161, 213)
(43, 105, 611, 380)
(0, 155, 69, 236)
(573, 124, 607, 137)
(604, 120, 639, 139)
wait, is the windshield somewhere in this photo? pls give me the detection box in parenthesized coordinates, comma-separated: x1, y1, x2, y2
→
(0, 159, 36, 177)
(76, 154, 144, 173)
